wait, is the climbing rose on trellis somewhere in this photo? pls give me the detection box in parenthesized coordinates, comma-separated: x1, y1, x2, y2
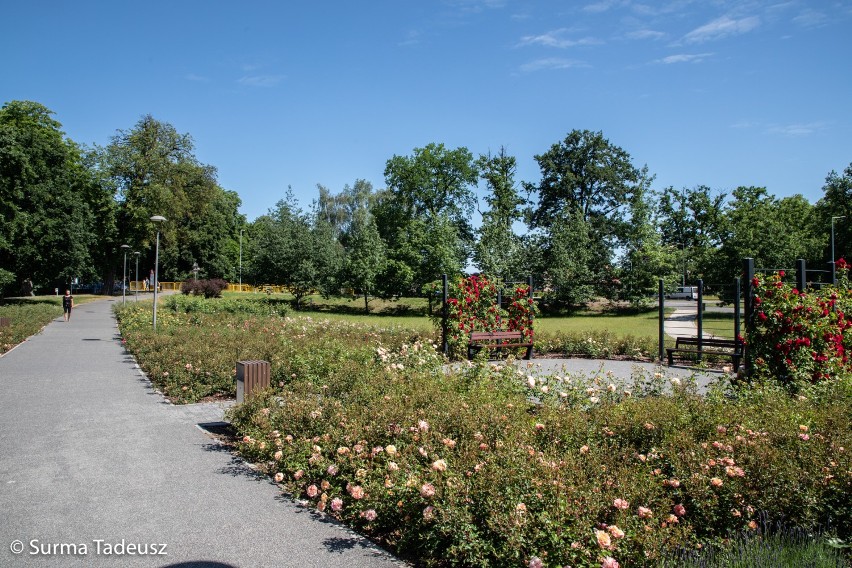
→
(748, 261, 852, 388)
(438, 275, 538, 359)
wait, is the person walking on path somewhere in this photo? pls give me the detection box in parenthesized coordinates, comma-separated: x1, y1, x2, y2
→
(62, 288, 73, 322)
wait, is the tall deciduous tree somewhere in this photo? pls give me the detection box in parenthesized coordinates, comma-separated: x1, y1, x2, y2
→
(0, 100, 109, 293)
(815, 163, 852, 262)
(343, 208, 386, 313)
(474, 147, 525, 278)
(657, 185, 727, 287)
(377, 143, 478, 294)
(251, 191, 344, 308)
(98, 115, 240, 284)
(707, 187, 822, 290)
(526, 130, 651, 305)
(618, 191, 678, 305)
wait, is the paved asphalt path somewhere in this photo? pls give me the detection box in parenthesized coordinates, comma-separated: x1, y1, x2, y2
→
(0, 298, 404, 568)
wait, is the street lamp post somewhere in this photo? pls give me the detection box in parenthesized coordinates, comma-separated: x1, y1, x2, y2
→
(120, 244, 130, 305)
(832, 216, 846, 263)
(239, 228, 243, 290)
(151, 215, 166, 331)
(134, 251, 140, 302)
(192, 262, 199, 281)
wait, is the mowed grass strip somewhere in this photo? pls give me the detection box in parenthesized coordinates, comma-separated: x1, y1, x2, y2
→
(232, 291, 672, 340)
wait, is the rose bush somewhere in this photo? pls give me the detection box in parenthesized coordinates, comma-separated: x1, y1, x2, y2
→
(748, 262, 852, 390)
(439, 275, 539, 360)
(227, 341, 851, 567)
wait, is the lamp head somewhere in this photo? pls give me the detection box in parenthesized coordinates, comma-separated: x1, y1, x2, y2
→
(150, 215, 167, 223)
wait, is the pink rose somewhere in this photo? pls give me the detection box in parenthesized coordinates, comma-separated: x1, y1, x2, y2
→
(613, 498, 629, 510)
(331, 497, 343, 512)
(637, 506, 653, 519)
(673, 503, 686, 517)
(601, 557, 620, 568)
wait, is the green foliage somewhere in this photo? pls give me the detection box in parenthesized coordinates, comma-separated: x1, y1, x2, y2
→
(664, 521, 849, 568)
(747, 267, 852, 389)
(474, 148, 526, 277)
(657, 185, 727, 286)
(376, 143, 477, 295)
(540, 211, 598, 306)
(815, 163, 852, 262)
(0, 100, 107, 293)
(97, 114, 242, 285)
(343, 208, 386, 312)
(438, 275, 538, 359)
(114, 297, 852, 565)
(710, 188, 823, 296)
(216, 323, 852, 567)
(180, 278, 229, 298)
(533, 329, 658, 360)
(250, 192, 344, 307)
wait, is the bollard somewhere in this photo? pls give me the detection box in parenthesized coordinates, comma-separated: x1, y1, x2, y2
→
(236, 360, 271, 403)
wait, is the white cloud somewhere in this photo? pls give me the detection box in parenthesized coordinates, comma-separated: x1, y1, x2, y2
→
(683, 15, 760, 43)
(583, 0, 617, 13)
(519, 58, 589, 72)
(518, 29, 601, 48)
(627, 29, 666, 40)
(730, 120, 759, 129)
(769, 122, 828, 136)
(792, 9, 828, 28)
(444, 0, 506, 13)
(656, 52, 713, 64)
(399, 30, 422, 47)
(238, 75, 285, 87)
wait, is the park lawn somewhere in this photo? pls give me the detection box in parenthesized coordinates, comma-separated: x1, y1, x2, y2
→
(701, 312, 738, 340)
(223, 291, 674, 340)
(536, 308, 670, 338)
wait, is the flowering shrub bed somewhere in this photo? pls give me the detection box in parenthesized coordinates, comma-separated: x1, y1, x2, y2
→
(116, 297, 852, 566)
(114, 299, 429, 403)
(748, 265, 852, 390)
(439, 275, 539, 360)
(533, 330, 658, 361)
(227, 342, 851, 567)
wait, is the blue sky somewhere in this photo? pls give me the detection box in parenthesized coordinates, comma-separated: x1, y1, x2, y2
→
(3, 0, 850, 222)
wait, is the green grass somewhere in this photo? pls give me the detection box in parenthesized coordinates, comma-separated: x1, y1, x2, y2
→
(536, 308, 670, 338)
(231, 292, 674, 339)
(665, 524, 850, 568)
(702, 312, 739, 340)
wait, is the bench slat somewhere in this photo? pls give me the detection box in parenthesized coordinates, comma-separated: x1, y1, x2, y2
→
(468, 330, 533, 361)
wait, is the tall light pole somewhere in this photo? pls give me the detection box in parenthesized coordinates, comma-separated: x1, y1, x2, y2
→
(120, 244, 130, 305)
(832, 216, 846, 263)
(239, 228, 243, 290)
(133, 251, 140, 302)
(151, 215, 166, 331)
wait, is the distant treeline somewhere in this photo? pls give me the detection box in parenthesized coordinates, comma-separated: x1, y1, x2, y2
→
(2, 100, 850, 309)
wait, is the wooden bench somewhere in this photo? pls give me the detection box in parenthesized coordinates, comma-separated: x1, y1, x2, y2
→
(666, 336, 742, 369)
(468, 330, 533, 360)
